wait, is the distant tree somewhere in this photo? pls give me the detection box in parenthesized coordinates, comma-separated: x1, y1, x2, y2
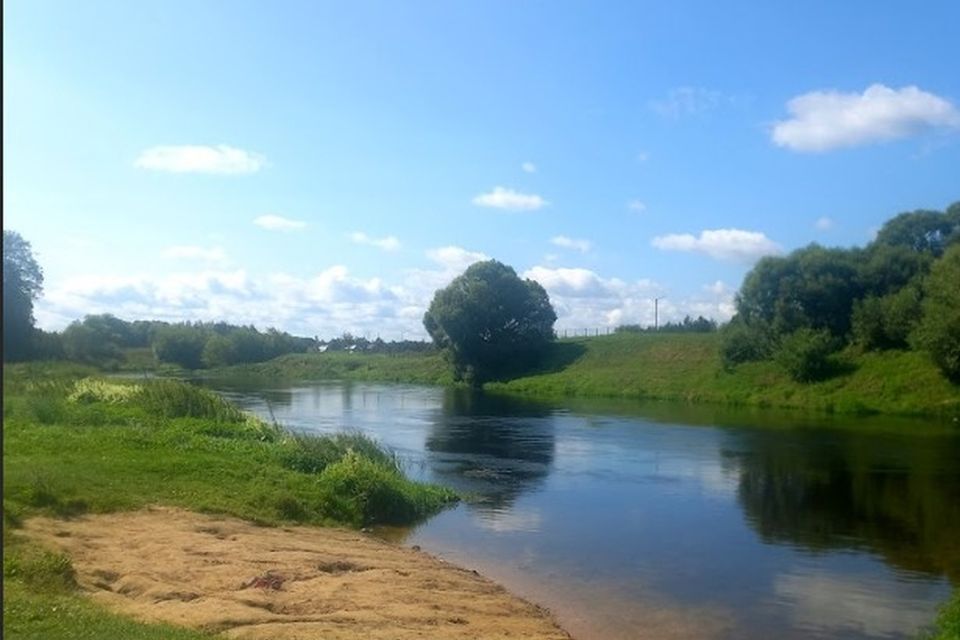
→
(3, 231, 44, 361)
(423, 260, 556, 384)
(873, 206, 960, 257)
(914, 244, 960, 382)
(62, 319, 124, 365)
(152, 325, 209, 369)
(735, 244, 862, 338)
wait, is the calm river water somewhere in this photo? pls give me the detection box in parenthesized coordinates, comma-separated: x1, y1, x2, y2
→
(207, 380, 958, 640)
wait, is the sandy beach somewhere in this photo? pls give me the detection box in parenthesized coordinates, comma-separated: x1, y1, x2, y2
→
(22, 506, 572, 640)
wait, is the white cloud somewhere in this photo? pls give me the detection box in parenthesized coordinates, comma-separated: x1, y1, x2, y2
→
(350, 232, 401, 252)
(628, 199, 647, 213)
(652, 228, 781, 263)
(524, 264, 735, 331)
(134, 145, 265, 174)
(253, 214, 307, 231)
(472, 186, 547, 211)
(815, 216, 835, 231)
(650, 87, 725, 118)
(772, 84, 960, 152)
(550, 235, 592, 253)
(161, 245, 227, 263)
(521, 161, 537, 173)
(636, 151, 650, 163)
(425, 246, 489, 272)
(524, 266, 618, 299)
(774, 569, 941, 638)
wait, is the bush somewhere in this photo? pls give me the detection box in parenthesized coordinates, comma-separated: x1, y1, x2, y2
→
(775, 328, 837, 382)
(280, 432, 397, 475)
(852, 285, 923, 351)
(319, 451, 454, 526)
(915, 245, 960, 383)
(720, 319, 774, 369)
(133, 380, 245, 422)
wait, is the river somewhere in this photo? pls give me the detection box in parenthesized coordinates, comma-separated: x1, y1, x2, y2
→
(206, 380, 959, 640)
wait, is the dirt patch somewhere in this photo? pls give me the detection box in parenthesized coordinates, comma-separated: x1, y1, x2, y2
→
(23, 507, 572, 639)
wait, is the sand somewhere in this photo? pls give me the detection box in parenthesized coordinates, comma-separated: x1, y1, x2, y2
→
(22, 506, 572, 640)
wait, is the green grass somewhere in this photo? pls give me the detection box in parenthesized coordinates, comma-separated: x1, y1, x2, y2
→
(200, 334, 959, 416)
(207, 350, 454, 385)
(922, 590, 960, 640)
(488, 333, 960, 417)
(3, 363, 457, 638)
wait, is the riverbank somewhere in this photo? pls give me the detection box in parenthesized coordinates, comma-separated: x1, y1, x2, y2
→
(12, 507, 570, 639)
(6, 363, 522, 638)
(212, 333, 960, 417)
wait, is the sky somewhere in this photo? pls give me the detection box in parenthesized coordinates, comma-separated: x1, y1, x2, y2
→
(4, 0, 959, 340)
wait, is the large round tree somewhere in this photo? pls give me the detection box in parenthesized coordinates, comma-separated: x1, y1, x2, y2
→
(423, 260, 556, 384)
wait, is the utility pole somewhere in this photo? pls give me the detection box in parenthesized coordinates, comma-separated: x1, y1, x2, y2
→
(654, 297, 663, 331)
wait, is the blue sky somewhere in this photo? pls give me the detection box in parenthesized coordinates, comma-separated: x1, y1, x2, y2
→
(5, 0, 959, 339)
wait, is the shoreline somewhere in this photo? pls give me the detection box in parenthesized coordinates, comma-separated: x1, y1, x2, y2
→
(21, 506, 573, 640)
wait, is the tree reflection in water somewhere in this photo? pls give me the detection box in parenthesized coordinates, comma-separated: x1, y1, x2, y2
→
(425, 390, 556, 512)
(725, 428, 960, 584)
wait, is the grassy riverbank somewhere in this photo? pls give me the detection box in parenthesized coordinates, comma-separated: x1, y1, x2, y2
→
(211, 333, 959, 417)
(3, 362, 457, 638)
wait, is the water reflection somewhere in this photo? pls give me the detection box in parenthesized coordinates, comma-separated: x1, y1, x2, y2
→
(425, 390, 555, 515)
(723, 428, 960, 583)
(201, 379, 958, 639)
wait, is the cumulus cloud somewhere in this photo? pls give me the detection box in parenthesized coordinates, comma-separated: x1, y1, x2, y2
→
(253, 214, 307, 231)
(652, 228, 781, 263)
(134, 145, 265, 174)
(161, 245, 227, 263)
(628, 199, 647, 213)
(521, 161, 537, 173)
(524, 264, 735, 332)
(550, 235, 592, 253)
(815, 216, 834, 231)
(472, 187, 547, 211)
(37, 266, 397, 339)
(350, 232, 400, 252)
(425, 246, 489, 272)
(772, 84, 960, 152)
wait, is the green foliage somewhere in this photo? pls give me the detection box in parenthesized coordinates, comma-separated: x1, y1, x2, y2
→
(720, 317, 776, 368)
(280, 432, 397, 474)
(132, 379, 246, 422)
(873, 206, 960, 256)
(852, 284, 923, 350)
(3, 230, 44, 362)
(921, 590, 960, 640)
(485, 333, 958, 417)
(3, 363, 456, 532)
(737, 244, 863, 338)
(915, 245, 960, 382)
(319, 450, 456, 526)
(616, 315, 717, 334)
(4, 545, 77, 593)
(423, 260, 557, 384)
(774, 328, 838, 382)
(152, 325, 209, 369)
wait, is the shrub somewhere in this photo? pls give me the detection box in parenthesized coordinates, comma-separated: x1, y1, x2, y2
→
(720, 319, 774, 369)
(318, 451, 451, 526)
(134, 380, 245, 422)
(915, 245, 960, 383)
(775, 328, 837, 382)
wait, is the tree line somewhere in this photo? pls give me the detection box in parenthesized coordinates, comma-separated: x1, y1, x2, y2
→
(721, 202, 960, 382)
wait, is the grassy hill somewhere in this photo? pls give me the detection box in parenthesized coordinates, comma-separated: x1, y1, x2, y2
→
(489, 333, 959, 417)
(208, 333, 959, 417)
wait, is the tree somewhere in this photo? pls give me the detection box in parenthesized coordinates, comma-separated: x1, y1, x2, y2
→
(3, 231, 44, 361)
(914, 244, 960, 382)
(423, 260, 556, 384)
(872, 206, 960, 257)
